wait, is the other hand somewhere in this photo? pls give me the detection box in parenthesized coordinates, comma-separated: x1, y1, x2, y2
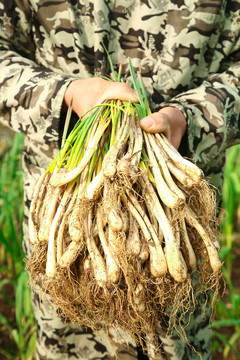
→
(139, 107, 187, 149)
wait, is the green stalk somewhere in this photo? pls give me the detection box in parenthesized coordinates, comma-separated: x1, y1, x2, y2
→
(61, 99, 73, 148)
(109, 102, 121, 148)
(101, 42, 119, 82)
(87, 148, 99, 185)
(128, 61, 146, 116)
(66, 109, 100, 169)
(138, 73, 150, 116)
(47, 119, 86, 173)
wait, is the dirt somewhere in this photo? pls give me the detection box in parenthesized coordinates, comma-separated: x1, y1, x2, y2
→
(212, 234, 240, 360)
(0, 273, 19, 360)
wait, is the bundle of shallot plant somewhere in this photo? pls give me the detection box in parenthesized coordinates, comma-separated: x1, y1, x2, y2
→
(27, 62, 222, 354)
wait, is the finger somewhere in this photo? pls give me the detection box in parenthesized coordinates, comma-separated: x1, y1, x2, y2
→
(139, 112, 170, 138)
(99, 82, 139, 104)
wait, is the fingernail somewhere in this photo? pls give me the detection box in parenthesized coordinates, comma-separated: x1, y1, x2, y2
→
(141, 118, 153, 128)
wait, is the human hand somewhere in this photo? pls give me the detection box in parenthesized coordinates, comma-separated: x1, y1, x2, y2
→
(139, 107, 187, 149)
(64, 77, 139, 119)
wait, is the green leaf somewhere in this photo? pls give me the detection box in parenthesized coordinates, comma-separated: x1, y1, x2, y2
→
(219, 246, 232, 261)
(23, 277, 33, 319)
(211, 319, 240, 328)
(101, 42, 118, 81)
(25, 331, 36, 359)
(0, 313, 12, 331)
(15, 272, 26, 334)
(11, 329, 20, 348)
(61, 99, 73, 148)
(223, 333, 240, 359)
(129, 61, 145, 111)
(212, 330, 240, 359)
(0, 347, 15, 359)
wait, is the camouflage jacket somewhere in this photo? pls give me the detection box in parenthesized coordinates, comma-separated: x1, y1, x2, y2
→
(0, 0, 240, 216)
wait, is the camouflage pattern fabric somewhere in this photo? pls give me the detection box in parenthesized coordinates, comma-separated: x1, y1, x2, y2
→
(158, 291, 212, 360)
(1, 0, 240, 359)
(30, 288, 139, 360)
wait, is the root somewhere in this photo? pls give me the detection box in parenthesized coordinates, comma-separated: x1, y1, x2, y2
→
(27, 100, 223, 356)
(26, 242, 48, 287)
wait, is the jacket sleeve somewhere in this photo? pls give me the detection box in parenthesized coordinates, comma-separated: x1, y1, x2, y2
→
(0, 1, 75, 146)
(160, 1, 240, 173)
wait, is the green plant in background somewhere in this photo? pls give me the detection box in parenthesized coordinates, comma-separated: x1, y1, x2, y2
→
(220, 145, 240, 277)
(212, 145, 240, 358)
(0, 132, 36, 359)
(0, 272, 36, 359)
(0, 132, 24, 276)
(212, 267, 240, 359)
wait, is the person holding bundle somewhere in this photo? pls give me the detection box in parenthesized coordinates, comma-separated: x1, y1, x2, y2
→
(0, 0, 240, 359)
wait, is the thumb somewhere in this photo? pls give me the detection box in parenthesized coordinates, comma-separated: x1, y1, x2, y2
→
(139, 112, 170, 137)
